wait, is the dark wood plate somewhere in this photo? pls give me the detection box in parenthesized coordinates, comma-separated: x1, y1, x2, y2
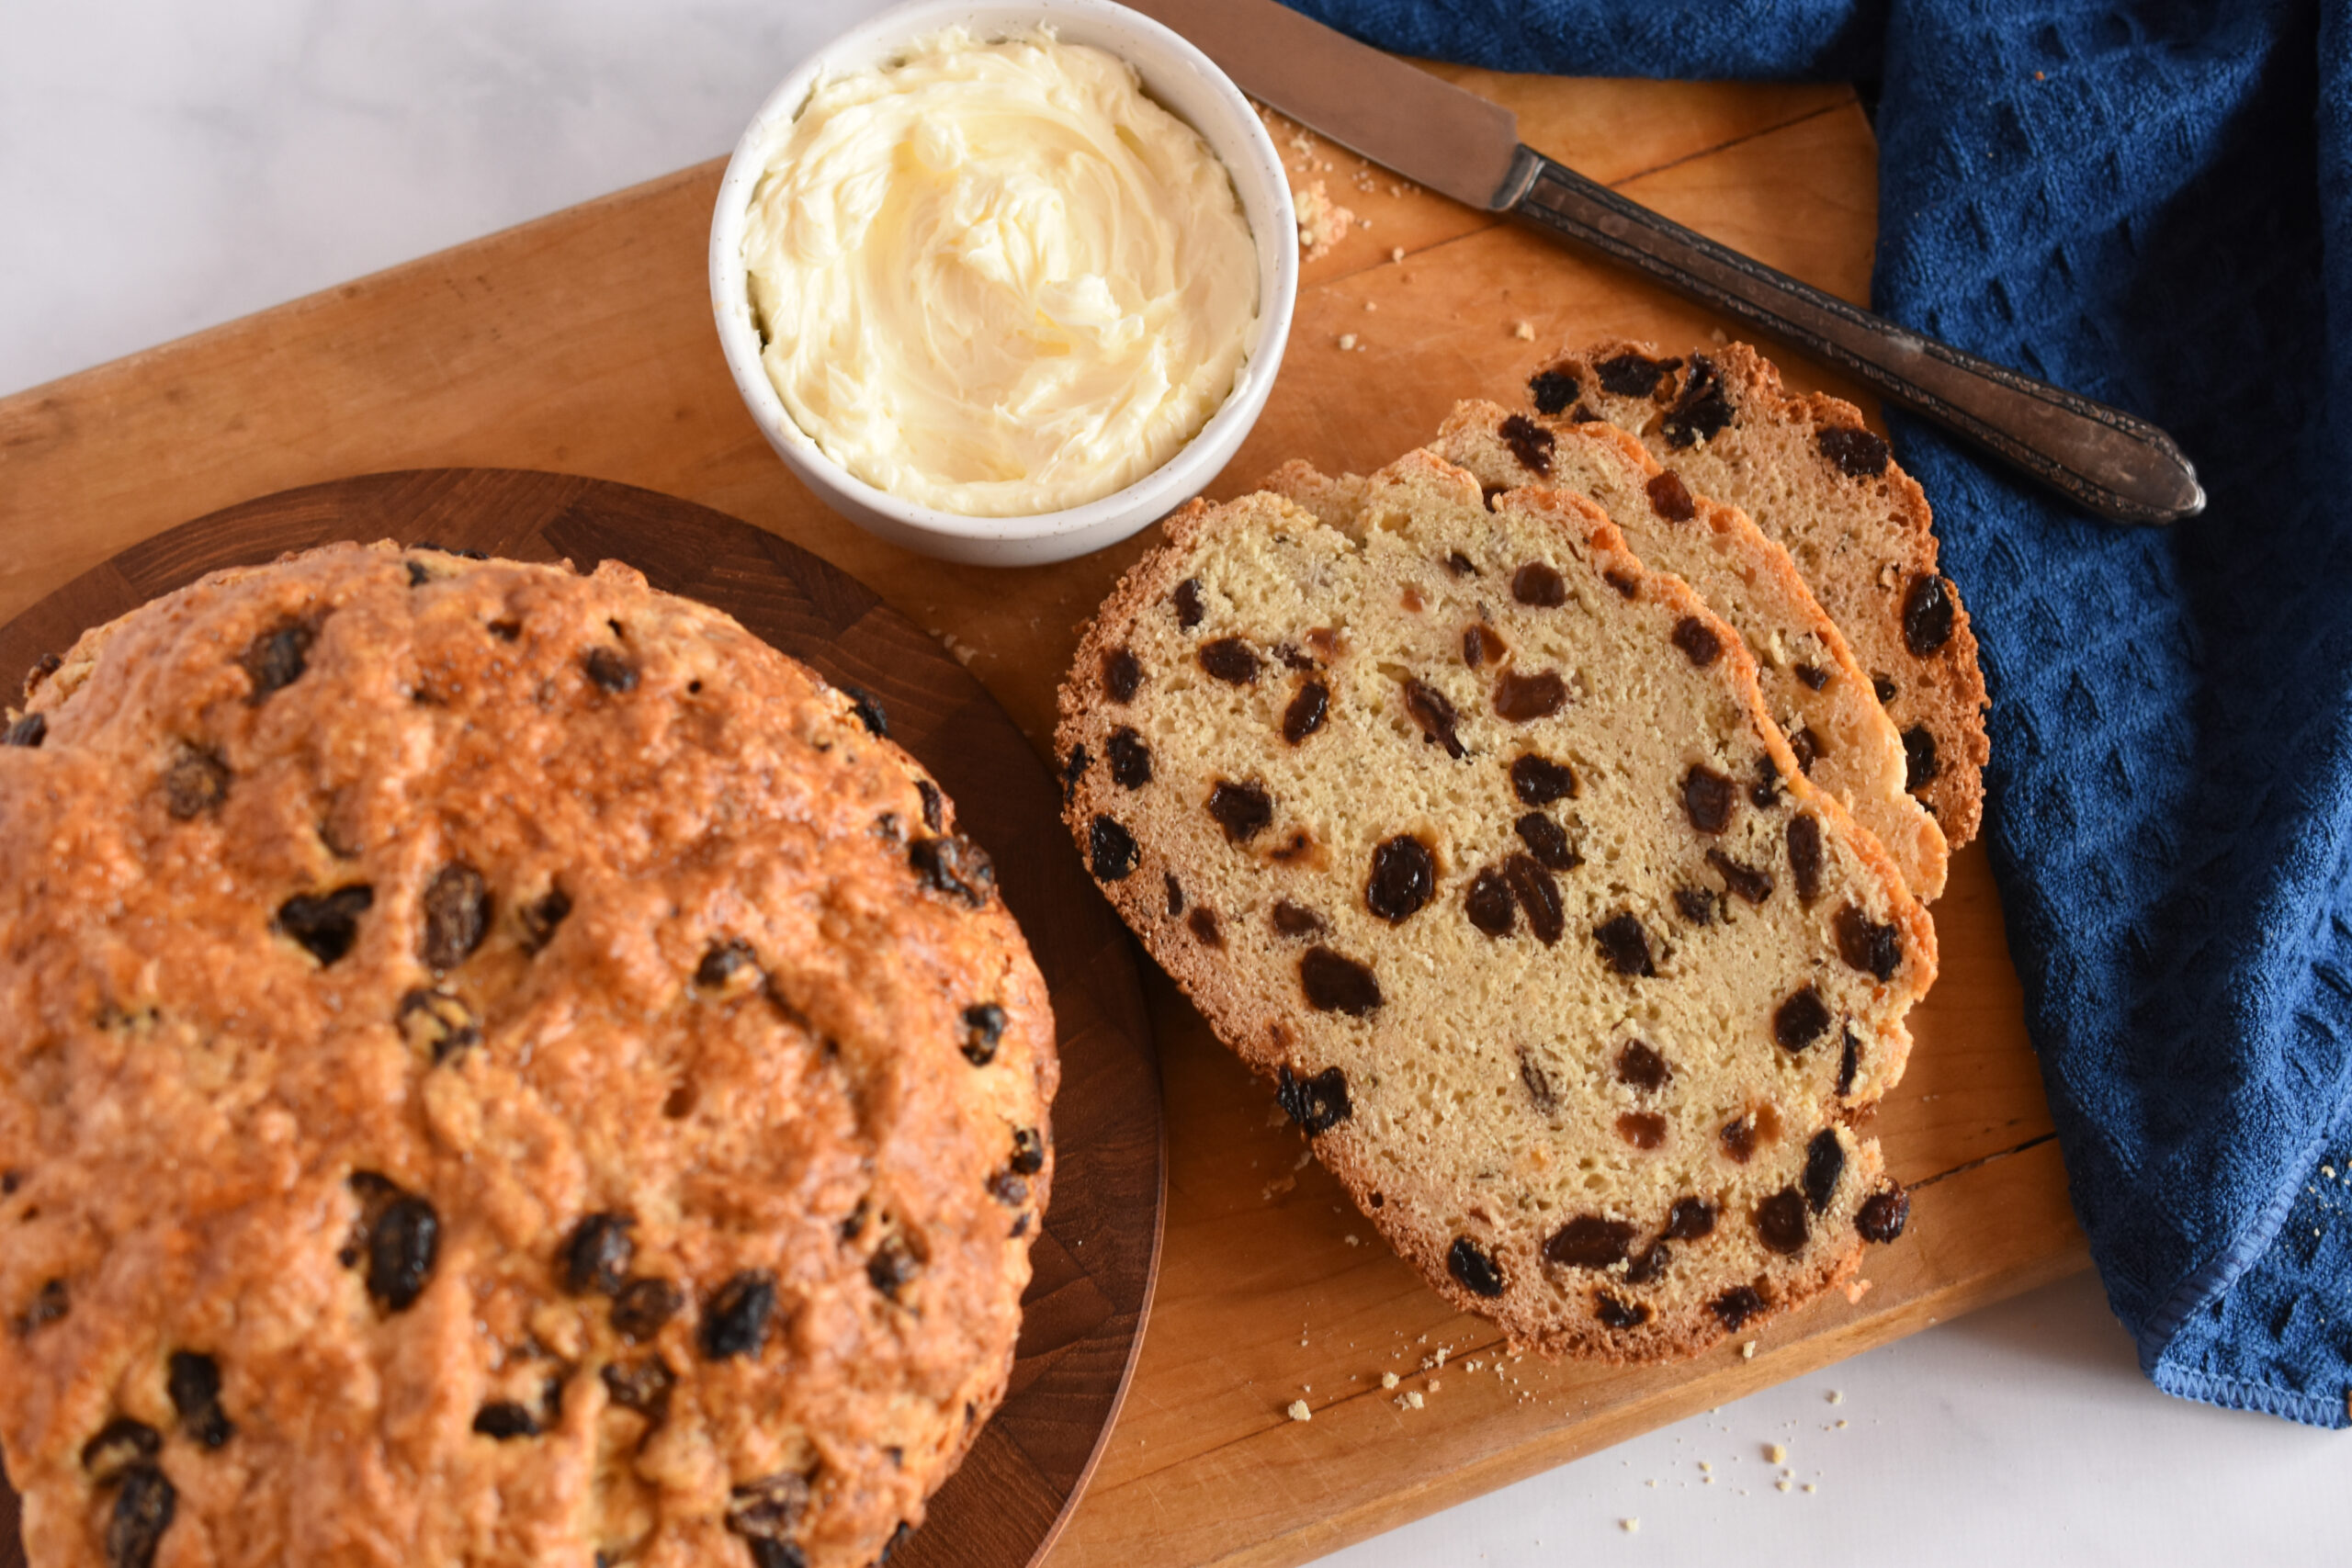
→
(0, 470, 1164, 1568)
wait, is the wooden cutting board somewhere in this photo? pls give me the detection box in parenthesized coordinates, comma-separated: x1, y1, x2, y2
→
(0, 61, 2086, 1568)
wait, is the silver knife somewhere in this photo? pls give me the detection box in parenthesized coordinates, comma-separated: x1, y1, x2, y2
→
(1131, 0, 2203, 525)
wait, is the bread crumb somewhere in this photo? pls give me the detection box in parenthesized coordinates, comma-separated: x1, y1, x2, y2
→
(1741, 1340, 1758, 1359)
(1826, 1390, 1844, 1404)
(1512, 321, 1535, 341)
(1286, 1400, 1312, 1422)
(1845, 1278, 1873, 1304)
(1804, 1483, 1818, 1494)
(1344, 1234, 1361, 1247)
(1698, 1461, 1712, 1472)
(1621, 1518, 1640, 1534)
(1364, 300, 1378, 312)
(1294, 180, 1357, 259)
(1427, 1380, 1442, 1393)
(1406, 1391, 1424, 1409)
(1710, 326, 1730, 344)
(1382, 1371, 1399, 1389)
(1338, 333, 1359, 352)
(1766, 1443, 1787, 1463)
(1836, 1418, 1849, 1429)
(1776, 1479, 1792, 1493)
(1390, 246, 1407, 263)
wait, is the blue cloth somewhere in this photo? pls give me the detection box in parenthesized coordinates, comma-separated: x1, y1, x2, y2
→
(1283, 0, 2352, 1427)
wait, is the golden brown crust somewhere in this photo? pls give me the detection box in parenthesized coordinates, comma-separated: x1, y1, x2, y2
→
(1542, 340, 1991, 849)
(0, 543, 1056, 1568)
(1056, 453, 1932, 1363)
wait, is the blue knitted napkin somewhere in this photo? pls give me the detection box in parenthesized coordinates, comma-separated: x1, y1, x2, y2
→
(1279, 0, 2352, 1427)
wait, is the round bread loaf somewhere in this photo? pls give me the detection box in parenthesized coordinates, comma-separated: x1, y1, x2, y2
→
(1056, 451, 1933, 1359)
(0, 544, 1056, 1568)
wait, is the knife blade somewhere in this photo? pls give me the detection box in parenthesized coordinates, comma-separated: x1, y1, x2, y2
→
(1127, 0, 1525, 211)
(1126, 0, 2203, 525)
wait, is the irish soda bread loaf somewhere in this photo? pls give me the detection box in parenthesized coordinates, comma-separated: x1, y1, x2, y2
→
(1266, 400, 1948, 901)
(1535, 341, 1991, 848)
(0, 544, 1056, 1568)
(1056, 451, 1932, 1359)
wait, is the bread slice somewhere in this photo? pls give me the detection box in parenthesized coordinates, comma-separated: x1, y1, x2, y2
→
(1265, 400, 1948, 901)
(1535, 342, 1990, 848)
(1055, 449, 1935, 1359)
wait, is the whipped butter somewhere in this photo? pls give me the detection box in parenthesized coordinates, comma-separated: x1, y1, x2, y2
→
(742, 28, 1259, 517)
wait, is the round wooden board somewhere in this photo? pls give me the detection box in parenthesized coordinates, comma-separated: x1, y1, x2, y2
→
(0, 469, 1164, 1568)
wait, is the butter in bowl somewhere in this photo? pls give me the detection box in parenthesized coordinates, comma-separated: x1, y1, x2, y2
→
(710, 0, 1298, 565)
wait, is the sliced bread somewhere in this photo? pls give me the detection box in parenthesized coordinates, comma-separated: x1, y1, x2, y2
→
(1266, 400, 1948, 900)
(1535, 342, 1990, 847)
(1055, 449, 1934, 1359)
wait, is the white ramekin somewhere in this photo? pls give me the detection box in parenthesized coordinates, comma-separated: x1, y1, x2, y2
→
(709, 0, 1298, 568)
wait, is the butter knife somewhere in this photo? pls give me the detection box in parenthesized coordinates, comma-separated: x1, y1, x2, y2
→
(1129, 0, 2203, 525)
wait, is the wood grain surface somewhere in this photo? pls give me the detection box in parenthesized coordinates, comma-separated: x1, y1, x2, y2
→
(0, 470, 1165, 1568)
(0, 61, 2088, 1568)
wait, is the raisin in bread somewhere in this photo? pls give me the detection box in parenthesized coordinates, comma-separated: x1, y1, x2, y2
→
(1536, 341, 1991, 848)
(1265, 400, 1948, 901)
(0, 544, 1055, 1568)
(1056, 450, 1934, 1360)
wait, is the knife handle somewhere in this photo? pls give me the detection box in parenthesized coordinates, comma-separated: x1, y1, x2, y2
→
(1504, 149, 2204, 525)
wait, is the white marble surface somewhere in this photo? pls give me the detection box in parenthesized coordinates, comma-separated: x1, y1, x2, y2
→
(3, 3, 2345, 1562)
